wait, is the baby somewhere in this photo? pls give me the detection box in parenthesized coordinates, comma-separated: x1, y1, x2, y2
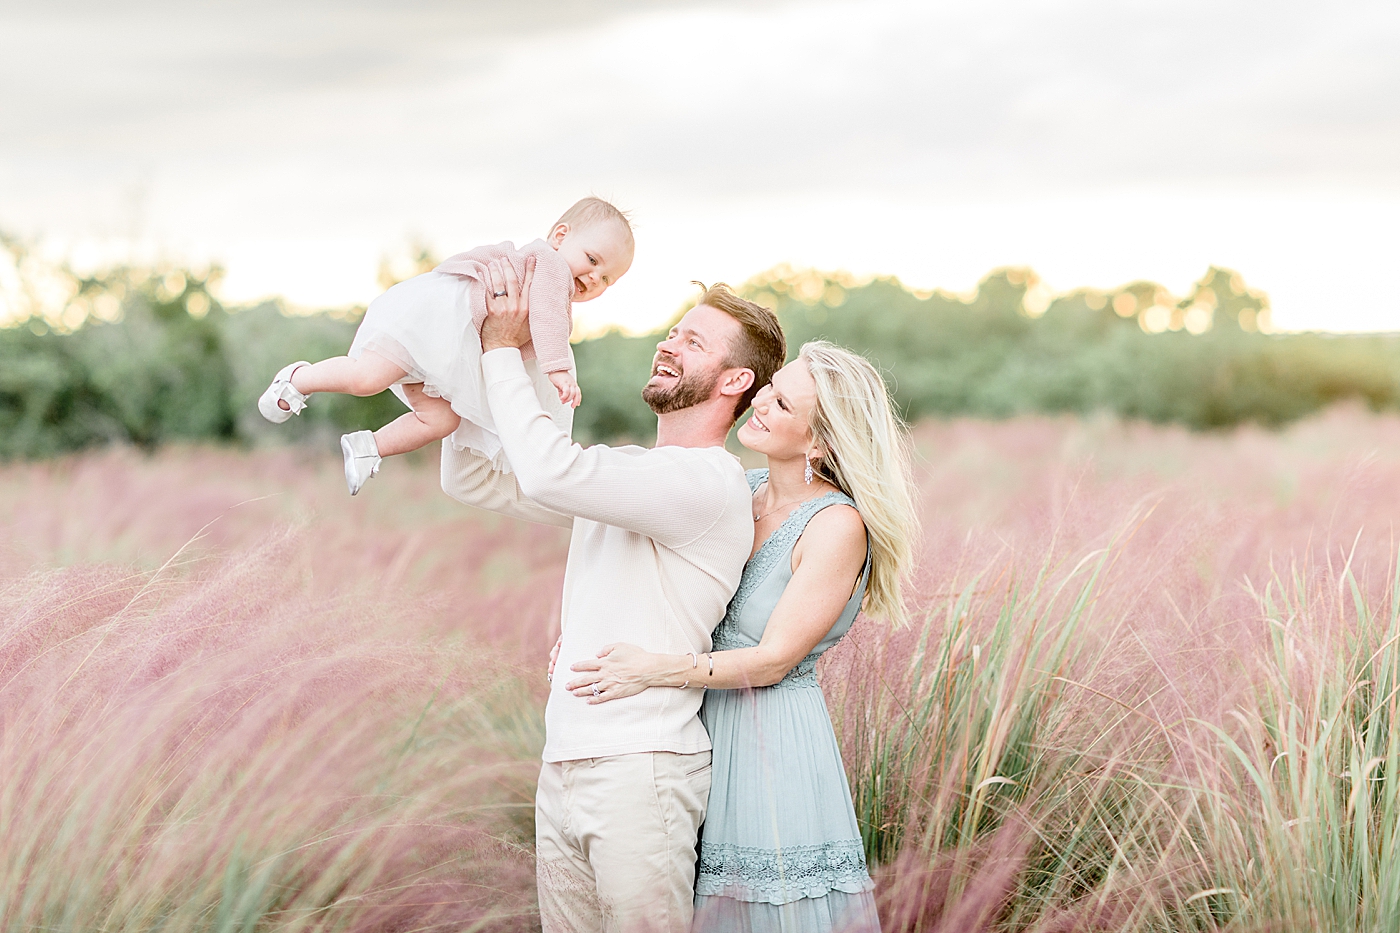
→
(258, 197, 634, 494)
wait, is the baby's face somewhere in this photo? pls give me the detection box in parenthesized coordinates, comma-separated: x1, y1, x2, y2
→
(549, 221, 633, 302)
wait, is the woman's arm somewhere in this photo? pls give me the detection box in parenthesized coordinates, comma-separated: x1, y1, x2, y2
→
(565, 504, 868, 702)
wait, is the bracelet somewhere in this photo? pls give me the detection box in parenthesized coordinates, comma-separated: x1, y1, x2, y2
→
(681, 651, 698, 689)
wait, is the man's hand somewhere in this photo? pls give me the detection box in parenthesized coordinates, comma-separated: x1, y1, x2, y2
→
(480, 255, 535, 353)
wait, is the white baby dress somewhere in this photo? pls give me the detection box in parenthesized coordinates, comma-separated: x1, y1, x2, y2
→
(347, 269, 574, 473)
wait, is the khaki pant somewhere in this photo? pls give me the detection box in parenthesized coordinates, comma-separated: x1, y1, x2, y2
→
(535, 750, 712, 933)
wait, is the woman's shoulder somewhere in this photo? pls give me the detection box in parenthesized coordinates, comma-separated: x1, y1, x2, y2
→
(795, 498, 868, 577)
(744, 468, 769, 493)
(795, 497, 866, 561)
(804, 497, 865, 538)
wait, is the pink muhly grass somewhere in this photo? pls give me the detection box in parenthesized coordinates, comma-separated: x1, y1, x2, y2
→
(819, 407, 1400, 931)
(0, 444, 571, 658)
(0, 532, 545, 931)
(5, 406, 1400, 930)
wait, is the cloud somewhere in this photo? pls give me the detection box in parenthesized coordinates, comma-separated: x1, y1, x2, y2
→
(1, 0, 1396, 330)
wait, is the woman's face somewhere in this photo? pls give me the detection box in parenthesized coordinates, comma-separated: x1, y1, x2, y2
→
(737, 358, 818, 459)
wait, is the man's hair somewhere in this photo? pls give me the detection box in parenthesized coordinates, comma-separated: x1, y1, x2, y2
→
(692, 282, 786, 420)
(553, 197, 635, 248)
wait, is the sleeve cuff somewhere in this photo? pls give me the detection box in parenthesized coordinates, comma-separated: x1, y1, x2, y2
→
(481, 346, 526, 385)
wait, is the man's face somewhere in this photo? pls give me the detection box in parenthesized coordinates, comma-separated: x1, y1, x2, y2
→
(642, 304, 741, 415)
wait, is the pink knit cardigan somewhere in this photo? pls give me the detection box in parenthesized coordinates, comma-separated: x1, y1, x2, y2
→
(433, 239, 573, 374)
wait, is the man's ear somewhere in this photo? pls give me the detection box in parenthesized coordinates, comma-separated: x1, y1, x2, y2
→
(548, 223, 569, 246)
(718, 367, 755, 399)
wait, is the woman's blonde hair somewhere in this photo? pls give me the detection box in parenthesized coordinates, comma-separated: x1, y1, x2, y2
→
(800, 341, 918, 624)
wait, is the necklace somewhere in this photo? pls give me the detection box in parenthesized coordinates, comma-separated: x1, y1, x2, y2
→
(753, 489, 823, 523)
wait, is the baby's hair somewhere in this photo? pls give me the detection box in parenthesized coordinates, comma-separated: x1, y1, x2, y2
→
(553, 197, 635, 247)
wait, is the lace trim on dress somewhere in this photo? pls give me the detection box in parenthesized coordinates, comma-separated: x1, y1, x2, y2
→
(774, 654, 820, 689)
(696, 839, 874, 905)
(711, 619, 747, 652)
(706, 635, 821, 688)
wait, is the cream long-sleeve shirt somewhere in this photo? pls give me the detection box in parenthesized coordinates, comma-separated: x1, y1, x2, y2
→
(440, 348, 753, 762)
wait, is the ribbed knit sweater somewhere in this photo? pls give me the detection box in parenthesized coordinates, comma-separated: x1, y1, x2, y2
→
(433, 239, 574, 374)
(440, 348, 753, 762)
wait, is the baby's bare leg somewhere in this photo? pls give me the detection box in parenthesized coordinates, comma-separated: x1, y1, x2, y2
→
(289, 351, 406, 399)
(373, 383, 461, 457)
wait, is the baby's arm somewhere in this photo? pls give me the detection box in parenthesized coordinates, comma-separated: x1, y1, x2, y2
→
(548, 370, 581, 408)
(525, 247, 577, 377)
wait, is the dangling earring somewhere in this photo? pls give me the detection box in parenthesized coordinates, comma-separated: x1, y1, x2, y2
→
(804, 453, 814, 485)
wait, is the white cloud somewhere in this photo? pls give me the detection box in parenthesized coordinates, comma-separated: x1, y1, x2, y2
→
(1, 0, 1396, 332)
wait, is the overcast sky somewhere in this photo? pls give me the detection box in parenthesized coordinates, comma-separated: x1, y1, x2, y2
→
(2, 0, 1397, 333)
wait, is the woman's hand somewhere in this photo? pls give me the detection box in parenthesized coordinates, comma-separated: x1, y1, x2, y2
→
(479, 255, 536, 352)
(546, 633, 561, 683)
(565, 643, 664, 705)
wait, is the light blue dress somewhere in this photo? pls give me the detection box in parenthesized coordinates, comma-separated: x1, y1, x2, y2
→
(694, 469, 880, 933)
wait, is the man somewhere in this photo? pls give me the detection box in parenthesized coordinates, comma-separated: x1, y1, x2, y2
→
(439, 260, 786, 933)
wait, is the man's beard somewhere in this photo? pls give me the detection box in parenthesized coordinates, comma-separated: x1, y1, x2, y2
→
(642, 360, 721, 415)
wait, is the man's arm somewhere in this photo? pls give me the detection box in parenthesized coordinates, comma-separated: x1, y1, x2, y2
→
(439, 439, 573, 529)
(481, 348, 737, 548)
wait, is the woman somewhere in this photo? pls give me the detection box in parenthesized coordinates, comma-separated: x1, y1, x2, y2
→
(562, 341, 918, 932)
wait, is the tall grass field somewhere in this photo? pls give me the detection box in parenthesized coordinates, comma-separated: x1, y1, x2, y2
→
(3, 407, 1400, 931)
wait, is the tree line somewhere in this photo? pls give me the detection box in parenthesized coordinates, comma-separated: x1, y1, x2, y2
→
(2, 245, 1396, 460)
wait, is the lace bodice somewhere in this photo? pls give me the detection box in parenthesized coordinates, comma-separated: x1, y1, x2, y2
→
(710, 469, 869, 688)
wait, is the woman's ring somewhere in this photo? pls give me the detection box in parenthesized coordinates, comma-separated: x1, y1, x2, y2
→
(492, 290, 507, 298)
(592, 684, 601, 697)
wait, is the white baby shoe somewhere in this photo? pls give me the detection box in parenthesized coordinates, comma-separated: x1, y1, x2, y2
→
(258, 361, 311, 423)
(340, 430, 381, 496)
